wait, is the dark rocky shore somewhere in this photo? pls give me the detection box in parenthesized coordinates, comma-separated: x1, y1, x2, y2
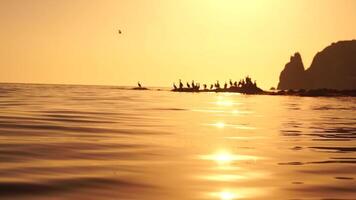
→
(171, 40, 356, 97)
(273, 40, 356, 97)
(278, 40, 356, 90)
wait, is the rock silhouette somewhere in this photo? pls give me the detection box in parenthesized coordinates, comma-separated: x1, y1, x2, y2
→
(278, 53, 306, 89)
(278, 40, 356, 90)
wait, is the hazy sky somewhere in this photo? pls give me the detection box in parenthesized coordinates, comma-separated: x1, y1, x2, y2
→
(1, 0, 355, 88)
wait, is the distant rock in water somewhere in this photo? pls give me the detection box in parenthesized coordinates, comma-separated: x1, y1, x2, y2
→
(277, 40, 356, 90)
(132, 87, 148, 90)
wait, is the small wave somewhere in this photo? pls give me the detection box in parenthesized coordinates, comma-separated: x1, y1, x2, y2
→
(309, 147, 356, 153)
(312, 105, 356, 110)
(278, 162, 304, 165)
(335, 177, 354, 180)
(0, 177, 153, 197)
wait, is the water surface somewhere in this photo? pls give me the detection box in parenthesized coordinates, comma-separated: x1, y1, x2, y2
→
(0, 83, 355, 199)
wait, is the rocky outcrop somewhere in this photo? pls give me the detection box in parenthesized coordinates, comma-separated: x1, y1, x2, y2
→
(277, 40, 356, 90)
(277, 53, 306, 89)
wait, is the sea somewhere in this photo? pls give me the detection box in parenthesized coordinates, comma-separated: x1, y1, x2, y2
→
(0, 83, 355, 200)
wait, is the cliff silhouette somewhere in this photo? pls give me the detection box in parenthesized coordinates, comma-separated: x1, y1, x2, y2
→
(278, 40, 356, 90)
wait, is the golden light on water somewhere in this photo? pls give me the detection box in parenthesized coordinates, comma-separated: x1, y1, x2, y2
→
(214, 151, 234, 165)
(201, 174, 245, 182)
(215, 96, 243, 107)
(233, 125, 256, 130)
(2, 1, 354, 199)
(209, 188, 263, 200)
(215, 100, 235, 107)
(201, 150, 259, 166)
(231, 110, 240, 115)
(219, 191, 238, 200)
(213, 122, 226, 129)
(209, 122, 256, 130)
(209, 190, 242, 200)
(192, 109, 225, 113)
(208, 187, 268, 200)
(192, 109, 252, 115)
(225, 136, 264, 140)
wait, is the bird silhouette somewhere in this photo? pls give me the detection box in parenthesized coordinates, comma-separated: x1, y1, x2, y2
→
(187, 82, 191, 88)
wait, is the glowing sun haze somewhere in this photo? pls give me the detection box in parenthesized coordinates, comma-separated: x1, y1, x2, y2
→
(1, 0, 355, 88)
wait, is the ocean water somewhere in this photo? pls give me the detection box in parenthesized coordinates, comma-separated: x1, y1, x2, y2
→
(0, 83, 355, 200)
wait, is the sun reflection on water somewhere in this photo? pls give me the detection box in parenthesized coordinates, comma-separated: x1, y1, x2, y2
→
(201, 150, 259, 166)
(216, 100, 235, 107)
(231, 110, 240, 114)
(219, 191, 238, 200)
(214, 151, 234, 165)
(213, 122, 226, 129)
(200, 174, 245, 181)
(215, 96, 241, 107)
(208, 122, 256, 130)
(209, 190, 242, 200)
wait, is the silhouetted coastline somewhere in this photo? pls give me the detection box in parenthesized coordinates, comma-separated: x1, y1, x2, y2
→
(130, 41, 356, 97)
(170, 40, 356, 97)
(170, 76, 356, 97)
(278, 40, 356, 90)
(171, 85, 356, 97)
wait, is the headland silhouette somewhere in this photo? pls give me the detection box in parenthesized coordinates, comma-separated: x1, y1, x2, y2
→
(278, 40, 356, 90)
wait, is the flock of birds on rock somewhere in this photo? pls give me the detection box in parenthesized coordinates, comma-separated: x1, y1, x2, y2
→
(172, 76, 263, 94)
(132, 76, 263, 94)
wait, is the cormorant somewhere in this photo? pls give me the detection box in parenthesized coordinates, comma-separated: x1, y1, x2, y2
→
(179, 79, 183, 89)
(215, 81, 220, 89)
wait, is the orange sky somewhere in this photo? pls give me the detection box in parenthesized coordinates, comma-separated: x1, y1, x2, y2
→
(1, 0, 355, 88)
